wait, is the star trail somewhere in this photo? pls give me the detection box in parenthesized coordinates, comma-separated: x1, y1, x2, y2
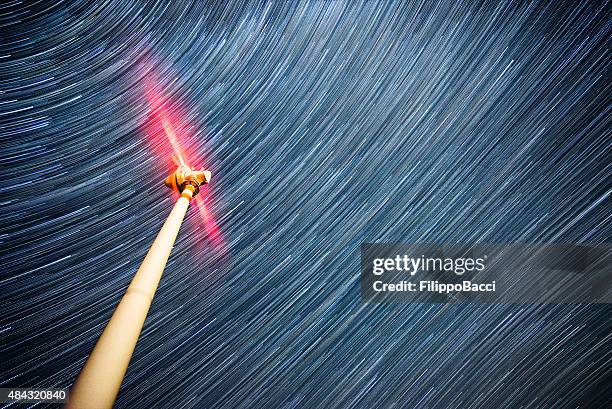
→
(1, 0, 611, 408)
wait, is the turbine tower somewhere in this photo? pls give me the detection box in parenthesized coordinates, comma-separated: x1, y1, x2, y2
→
(66, 165, 211, 409)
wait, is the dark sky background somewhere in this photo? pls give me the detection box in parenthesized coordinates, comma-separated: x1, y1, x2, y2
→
(1, 0, 611, 408)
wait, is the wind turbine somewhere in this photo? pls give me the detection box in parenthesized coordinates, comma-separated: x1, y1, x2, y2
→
(66, 87, 212, 409)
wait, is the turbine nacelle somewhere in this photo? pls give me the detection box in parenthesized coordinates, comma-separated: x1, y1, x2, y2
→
(164, 165, 211, 197)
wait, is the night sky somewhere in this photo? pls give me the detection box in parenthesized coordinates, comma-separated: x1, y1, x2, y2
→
(1, 1, 611, 408)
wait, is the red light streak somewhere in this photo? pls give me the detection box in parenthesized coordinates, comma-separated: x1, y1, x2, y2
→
(142, 72, 225, 249)
(160, 116, 187, 166)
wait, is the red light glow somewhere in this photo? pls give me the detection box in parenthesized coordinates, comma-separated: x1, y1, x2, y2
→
(143, 73, 225, 249)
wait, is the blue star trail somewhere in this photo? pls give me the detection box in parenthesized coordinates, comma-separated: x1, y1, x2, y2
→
(1, 0, 611, 408)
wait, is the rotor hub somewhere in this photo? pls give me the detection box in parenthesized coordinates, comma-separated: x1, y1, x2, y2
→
(164, 165, 211, 197)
